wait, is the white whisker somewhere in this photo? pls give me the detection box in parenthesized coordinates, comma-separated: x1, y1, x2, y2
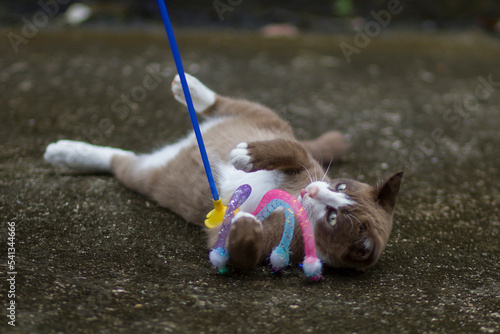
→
(356, 163, 362, 182)
(299, 162, 315, 183)
(313, 162, 319, 182)
(322, 157, 333, 182)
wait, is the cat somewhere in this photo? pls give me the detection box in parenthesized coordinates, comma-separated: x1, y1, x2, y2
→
(44, 73, 403, 271)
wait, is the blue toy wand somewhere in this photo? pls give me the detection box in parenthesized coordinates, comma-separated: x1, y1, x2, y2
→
(156, 0, 226, 228)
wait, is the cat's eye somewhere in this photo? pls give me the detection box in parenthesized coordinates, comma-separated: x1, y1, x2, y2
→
(328, 210, 338, 226)
(336, 183, 347, 191)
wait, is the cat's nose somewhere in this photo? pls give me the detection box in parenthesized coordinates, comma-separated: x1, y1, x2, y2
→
(309, 185, 319, 197)
(300, 186, 319, 198)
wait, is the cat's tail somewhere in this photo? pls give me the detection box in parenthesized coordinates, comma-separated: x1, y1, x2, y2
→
(44, 140, 135, 173)
(300, 131, 348, 166)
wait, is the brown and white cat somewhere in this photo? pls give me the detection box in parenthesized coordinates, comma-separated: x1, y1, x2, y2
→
(44, 74, 403, 271)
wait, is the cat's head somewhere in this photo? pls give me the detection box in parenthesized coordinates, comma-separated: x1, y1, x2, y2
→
(299, 171, 403, 270)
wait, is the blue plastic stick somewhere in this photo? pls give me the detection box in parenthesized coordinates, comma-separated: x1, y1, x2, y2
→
(156, 0, 220, 202)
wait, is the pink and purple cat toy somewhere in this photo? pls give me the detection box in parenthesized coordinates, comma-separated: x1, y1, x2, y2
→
(209, 184, 322, 281)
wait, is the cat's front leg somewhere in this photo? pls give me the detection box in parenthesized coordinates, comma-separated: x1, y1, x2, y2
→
(226, 212, 263, 270)
(230, 139, 314, 173)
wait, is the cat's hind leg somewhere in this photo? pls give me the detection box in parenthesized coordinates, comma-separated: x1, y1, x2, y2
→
(110, 153, 152, 196)
(171, 73, 216, 113)
(227, 212, 264, 270)
(172, 73, 284, 122)
(300, 131, 348, 166)
(44, 140, 135, 173)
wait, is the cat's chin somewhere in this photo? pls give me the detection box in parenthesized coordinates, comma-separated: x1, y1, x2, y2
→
(315, 250, 338, 268)
(315, 252, 367, 270)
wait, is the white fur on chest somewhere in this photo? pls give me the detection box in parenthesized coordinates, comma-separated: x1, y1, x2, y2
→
(139, 117, 226, 170)
(217, 164, 284, 214)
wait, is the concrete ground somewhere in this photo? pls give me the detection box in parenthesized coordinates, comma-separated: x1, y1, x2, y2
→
(0, 28, 499, 333)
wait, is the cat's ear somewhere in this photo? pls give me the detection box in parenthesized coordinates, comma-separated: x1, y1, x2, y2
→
(374, 171, 403, 214)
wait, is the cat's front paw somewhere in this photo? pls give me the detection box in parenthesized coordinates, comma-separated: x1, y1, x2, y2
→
(230, 143, 253, 172)
(227, 212, 263, 270)
(171, 73, 216, 113)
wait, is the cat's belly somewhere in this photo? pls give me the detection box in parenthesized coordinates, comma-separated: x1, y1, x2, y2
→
(217, 164, 284, 214)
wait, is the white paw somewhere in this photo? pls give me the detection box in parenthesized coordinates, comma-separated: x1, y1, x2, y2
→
(44, 140, 93, 169)
(230, 142, 253, 172)
(232, 211, 259, 223)
(171, 73, 216, 113)
(44, 140, 131, 172)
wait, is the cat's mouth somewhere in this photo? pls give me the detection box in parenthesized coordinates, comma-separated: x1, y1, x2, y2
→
(299, 182, 355, 224)
(298, 188, 314, 206)
(298, 187, 326, 225)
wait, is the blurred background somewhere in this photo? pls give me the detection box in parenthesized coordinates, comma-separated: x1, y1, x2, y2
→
(2, 0, 500, 33)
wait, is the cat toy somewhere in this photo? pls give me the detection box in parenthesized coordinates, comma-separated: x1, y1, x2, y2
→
(209, 185, 323, 281)
(157, 0, 226, 228)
